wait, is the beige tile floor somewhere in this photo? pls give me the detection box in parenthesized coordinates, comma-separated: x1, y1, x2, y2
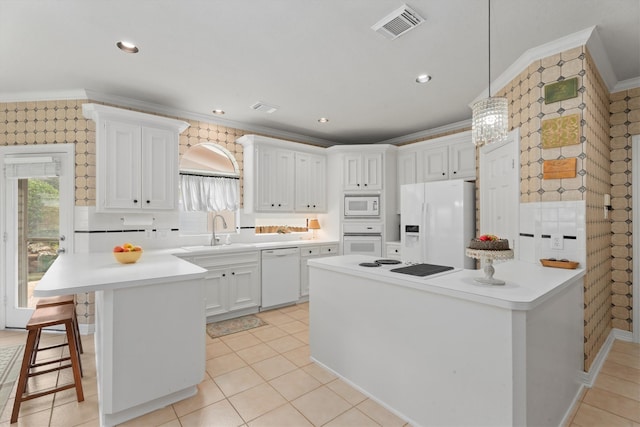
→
(565, 339, 640, 427)
(0, 303, 638, 426)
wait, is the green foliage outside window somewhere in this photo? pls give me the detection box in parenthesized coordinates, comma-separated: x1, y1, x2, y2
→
(27, 178, 59, 239)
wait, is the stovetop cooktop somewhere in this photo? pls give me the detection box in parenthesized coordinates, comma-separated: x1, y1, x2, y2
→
(390, 263, 455, 277)
(374, 259, 402, 265)
(359, 262, 381, 267)
(358, 259, 403, 268)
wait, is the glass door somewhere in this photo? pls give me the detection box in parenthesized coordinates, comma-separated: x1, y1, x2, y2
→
(1, 147, 73, 328)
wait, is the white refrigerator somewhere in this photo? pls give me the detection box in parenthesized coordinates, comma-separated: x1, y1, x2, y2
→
(401, 180, 475, 268)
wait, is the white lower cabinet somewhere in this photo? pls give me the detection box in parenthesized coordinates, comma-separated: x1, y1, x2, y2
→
(300, 243, 339, 297)
(188, 252, 261, 320)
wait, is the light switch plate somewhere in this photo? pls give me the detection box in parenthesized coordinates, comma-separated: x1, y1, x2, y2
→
(551, 234, 563, 250)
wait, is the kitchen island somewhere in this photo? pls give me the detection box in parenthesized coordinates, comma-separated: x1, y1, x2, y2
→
(34, 250, 207, 427)
(308, 255, 585, 427)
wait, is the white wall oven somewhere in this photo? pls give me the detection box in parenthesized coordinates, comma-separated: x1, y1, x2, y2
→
(342, 223, 382, 256)
(344, 194, 380, 218)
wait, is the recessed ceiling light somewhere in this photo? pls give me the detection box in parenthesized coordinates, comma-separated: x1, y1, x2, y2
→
(212, 109, 225, 115)
(416, 74, 432, 83)
(318, 117, 329, 123)
(116, 41, 139, 54)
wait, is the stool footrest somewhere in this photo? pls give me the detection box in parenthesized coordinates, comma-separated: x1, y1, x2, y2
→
(19, 383, 77, 402)
(35, 342, 68, 352)
(29, 361, 72, 377)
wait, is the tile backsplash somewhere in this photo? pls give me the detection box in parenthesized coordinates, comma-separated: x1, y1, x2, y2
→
(518, 200, 586, 266)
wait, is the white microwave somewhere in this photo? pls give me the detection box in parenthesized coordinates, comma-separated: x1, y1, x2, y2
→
(344, 195, 380, 218)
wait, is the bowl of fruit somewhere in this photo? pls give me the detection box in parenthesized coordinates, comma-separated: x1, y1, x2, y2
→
(113, 243, 143, 264)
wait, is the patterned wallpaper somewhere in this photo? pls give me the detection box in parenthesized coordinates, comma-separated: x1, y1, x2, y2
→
(609, 87, 640, 333)
(582, 51, 614, 371)
(493, 46, 618, 371)
(499, 46, 587, 203)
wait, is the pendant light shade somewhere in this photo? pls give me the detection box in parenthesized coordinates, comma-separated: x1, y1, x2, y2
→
(472, 96, 508, 146)
(471, 0, 508, 147)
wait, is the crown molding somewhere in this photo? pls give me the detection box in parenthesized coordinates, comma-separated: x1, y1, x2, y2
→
(83, 90, 338, 147)
(614, 77, 640, 93)
(470, 26, 626, 105)
(0, 89, 89, 102)
(378, 119, 472, 145)
(585, 26, 618, 91)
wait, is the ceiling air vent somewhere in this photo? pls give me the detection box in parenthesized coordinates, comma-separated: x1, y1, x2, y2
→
(371, 4, 424, 40)
(249, 101, 279, 114)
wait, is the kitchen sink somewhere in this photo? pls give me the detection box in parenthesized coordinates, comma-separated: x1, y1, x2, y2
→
(181, 243, 253, 252)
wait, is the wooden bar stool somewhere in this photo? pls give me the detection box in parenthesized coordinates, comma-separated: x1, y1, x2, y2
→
(35, 295, 83, 354)
(11, 304, 84, 424)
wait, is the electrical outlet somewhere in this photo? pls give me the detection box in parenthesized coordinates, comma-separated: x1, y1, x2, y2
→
(551, 234, 563, 250)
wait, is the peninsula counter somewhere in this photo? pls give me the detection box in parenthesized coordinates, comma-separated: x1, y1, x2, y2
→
(34, 250, 207, 427)
(308, 255, 585, 427)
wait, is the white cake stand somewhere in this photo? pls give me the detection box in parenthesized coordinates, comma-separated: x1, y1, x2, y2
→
(465, 248, 514, 285)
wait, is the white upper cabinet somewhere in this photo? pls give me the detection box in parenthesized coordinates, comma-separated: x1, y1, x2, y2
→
(418, 145, 449, 182)
(397, 152, 417, 212)
(343, 152, 383, 191)
(398, 152, 417, 188)
(449, 141, 476, 179)
(256, 146, 295, 212)
(237, 134, 327, 213)
(399, 131, 476, 185)
(83, 103, 189, 212)
(295, 152, 326, 212)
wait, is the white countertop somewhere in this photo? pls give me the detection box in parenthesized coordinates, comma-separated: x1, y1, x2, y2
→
(308, 255, 585, 310)
(173, 239, 339, 256)
(34, 250, 207, 297)
(34, 240, 340, 297)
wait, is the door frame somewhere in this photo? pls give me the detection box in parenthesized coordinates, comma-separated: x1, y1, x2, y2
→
(0, 144, 75, 329)
(479, 128, 520, 257)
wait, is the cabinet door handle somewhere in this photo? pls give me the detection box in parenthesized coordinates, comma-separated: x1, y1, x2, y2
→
(364, 183, 368, 186)
(222, 273, 226, 277)
(146, 200, 151, 204)
(357, 183, 360, 187)
(133, 199, 138, 204)
(453, 171, 457, 174)
(231, 272, 235, 275)
(313, 205, 316, 208)
(442, 172, 445, 176)
(278, 204, 281, 207)
(271, 203, 275, 207)
(307, 204, 310, 208)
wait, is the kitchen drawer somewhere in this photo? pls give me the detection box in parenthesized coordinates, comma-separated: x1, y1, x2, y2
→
(320, 244, 339, 255)
(301, 247, 321, 257)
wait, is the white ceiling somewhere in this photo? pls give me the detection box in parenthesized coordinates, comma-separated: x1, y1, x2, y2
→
(1, 0, 639, 146)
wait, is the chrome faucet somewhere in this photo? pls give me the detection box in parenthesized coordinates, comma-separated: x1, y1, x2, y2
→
(211, 214, 228, 246)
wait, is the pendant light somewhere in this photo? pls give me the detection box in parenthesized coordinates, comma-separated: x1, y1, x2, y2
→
(471, 0, 508, 147)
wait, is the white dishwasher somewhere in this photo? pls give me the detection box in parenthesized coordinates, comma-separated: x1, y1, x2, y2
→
(261, 247, 301, 310)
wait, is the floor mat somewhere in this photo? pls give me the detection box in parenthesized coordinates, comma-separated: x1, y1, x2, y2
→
(0, 345, 25, 417)
(206, 315, 268, 339)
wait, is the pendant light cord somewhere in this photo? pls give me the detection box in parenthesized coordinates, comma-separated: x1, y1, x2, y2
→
(488, 0, 491, 97)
